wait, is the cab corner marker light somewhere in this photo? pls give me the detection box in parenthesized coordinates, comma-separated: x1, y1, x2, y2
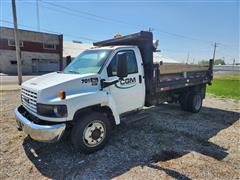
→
(91, 46, 99, 49)
(114, 34, 121, 38)
(58, 91, 66, 100)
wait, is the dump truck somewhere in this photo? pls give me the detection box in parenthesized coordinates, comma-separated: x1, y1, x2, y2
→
(15, 31, 213, 153)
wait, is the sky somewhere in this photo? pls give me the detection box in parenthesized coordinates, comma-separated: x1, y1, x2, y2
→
(0, 0, 239, 64)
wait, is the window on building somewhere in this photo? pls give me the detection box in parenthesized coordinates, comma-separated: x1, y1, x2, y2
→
(10, 60, 23, 65)
(107, 50, 138, 77)
(8, 39, 24, 47)
(10, 60, 17, 65)
(43, 43, 56, 50)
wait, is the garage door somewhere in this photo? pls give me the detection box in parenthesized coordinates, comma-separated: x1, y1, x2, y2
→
(32, 59, 59, 73)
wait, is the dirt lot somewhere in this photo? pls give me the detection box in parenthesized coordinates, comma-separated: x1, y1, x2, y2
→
(0, 90, 239, 180)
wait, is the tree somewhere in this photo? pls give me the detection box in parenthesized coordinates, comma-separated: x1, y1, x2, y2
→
(198, 59, 226, 65)
(198, 60, 209, 65)
(214, 59, 226, 65)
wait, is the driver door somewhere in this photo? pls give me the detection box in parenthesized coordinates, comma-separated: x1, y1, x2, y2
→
(106, 49, 145, 114)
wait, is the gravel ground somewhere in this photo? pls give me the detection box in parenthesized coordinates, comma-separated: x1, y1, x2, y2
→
(0, 91, 239, 180)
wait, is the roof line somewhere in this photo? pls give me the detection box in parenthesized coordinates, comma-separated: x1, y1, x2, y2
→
(0, 26, 62, 37)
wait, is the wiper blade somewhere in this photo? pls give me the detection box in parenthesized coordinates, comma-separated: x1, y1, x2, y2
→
(68, 70, 80, 74)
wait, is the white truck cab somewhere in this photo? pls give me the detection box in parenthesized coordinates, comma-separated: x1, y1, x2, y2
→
(15, 31, 213, 153)
(16, 45, 147, 152)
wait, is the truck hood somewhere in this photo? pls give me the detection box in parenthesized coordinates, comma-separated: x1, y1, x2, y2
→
(22, 72, 101, 102)
(23, 72, 99, 90)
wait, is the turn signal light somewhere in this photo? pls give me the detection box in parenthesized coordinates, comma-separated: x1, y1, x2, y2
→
(58, 91, 66, 100)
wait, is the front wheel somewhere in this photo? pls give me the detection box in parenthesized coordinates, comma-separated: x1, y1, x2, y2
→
(71, 112, 111, 153)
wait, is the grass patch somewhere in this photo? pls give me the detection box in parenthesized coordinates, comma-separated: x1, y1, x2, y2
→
(207, 74, 240, 100)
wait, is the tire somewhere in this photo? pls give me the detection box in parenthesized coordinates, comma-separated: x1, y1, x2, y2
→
(180, 93, 190, 111)
(187, 93, 203, 113)
(71, 112, 111, 153)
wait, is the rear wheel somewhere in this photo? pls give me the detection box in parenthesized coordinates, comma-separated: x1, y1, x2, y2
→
(188, 93, 203, 113)
(180, 93, 190, 111)
(71, 112, 111, 153)
(180, 93, 202, 113)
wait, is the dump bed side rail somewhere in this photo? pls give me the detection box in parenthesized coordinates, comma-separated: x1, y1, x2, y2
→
(152, 59, 213, 93)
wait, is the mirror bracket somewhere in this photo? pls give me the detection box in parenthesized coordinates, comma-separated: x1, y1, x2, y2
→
(100, 79, 119, 89)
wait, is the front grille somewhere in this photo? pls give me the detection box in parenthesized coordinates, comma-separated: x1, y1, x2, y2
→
(21, 88, 37, 113)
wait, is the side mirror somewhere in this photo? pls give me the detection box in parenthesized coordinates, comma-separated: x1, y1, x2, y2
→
(117, 52, 128, 78)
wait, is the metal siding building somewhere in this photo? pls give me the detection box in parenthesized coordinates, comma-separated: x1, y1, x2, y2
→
(62, 41, 91, 68)
(0, 27, 63, 74)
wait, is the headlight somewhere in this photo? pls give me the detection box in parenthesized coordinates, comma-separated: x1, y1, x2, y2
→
(37, 104, 67, 117)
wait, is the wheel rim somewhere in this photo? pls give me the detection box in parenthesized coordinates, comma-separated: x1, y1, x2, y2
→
(193, 95, 202, 110)
(83, 120, 106, 147)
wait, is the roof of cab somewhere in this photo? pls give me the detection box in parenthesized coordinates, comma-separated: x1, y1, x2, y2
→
(89, 45, 137, 50)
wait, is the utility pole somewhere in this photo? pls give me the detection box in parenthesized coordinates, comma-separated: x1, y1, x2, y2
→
(212, 42, 218, 60)
(36, 0, 40, 31)
(233, 58, 235, 66)
(148, 27, 154, 32)
(12, 0, 22, 85)
(186, 52, 190, 64)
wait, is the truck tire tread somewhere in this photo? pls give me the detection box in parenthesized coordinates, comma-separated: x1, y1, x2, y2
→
(187, 93, 203, 113)
(71, 112, 111, 153)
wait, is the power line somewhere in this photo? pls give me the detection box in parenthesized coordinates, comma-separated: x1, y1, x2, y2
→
(15, 0, 238, 48)
(4, 0, 238, 49)
(0, 20, 97, 42)
(39, 1, 239, 51)
(1, 20, 238, 62)
(39, 3, 112, 25)
(40, 0, 141, 28)
(39, 0, 216, 45)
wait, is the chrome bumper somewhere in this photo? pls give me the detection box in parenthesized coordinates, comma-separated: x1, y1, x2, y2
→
(15, 106, 66, 143)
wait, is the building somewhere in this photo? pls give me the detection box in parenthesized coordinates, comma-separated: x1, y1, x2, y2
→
(0, 26, 63, 74)
(0, 27, 180, 74)
(153, 53, 179, 64)
(62, 41, 91, 68)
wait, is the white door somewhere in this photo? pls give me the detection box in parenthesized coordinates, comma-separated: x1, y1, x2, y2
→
(106, 49, 145, 114)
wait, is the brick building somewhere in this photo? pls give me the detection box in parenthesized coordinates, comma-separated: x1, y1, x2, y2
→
(0, 27, 63, 74)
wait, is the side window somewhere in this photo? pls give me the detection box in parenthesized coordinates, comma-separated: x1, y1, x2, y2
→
(107, 50, 138, 77)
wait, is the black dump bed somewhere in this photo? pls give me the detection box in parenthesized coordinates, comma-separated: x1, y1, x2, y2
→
(94, 31, 213, 105)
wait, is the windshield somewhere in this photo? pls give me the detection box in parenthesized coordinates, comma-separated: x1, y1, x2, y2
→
(63, 49, 112, 74)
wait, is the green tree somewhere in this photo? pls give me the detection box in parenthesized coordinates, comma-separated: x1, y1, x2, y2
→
(214, 59, 226, 65)
(198, 59, 226, 65)
(198, 60, 209, 65)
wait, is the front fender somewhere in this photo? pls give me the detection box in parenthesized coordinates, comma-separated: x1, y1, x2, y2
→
(64, 91, 120, 125)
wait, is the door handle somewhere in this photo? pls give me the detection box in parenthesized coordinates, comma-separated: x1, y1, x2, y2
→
(139, 75, 142, 83)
